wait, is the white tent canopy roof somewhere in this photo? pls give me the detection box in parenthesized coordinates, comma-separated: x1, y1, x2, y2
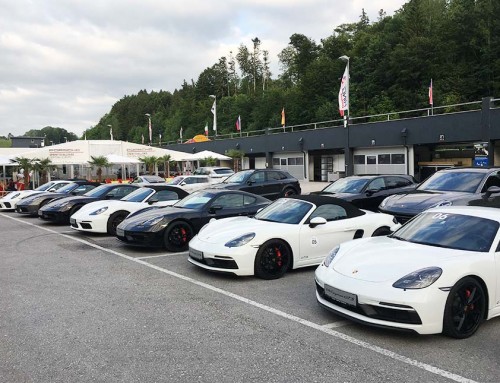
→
(105, 154, 141, 164)
(0, 156, 18, 166)
(0, 140, 190, 165)
(186, 150, 231, 161)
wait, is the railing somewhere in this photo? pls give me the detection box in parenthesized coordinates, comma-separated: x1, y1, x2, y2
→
(162, 100, 485, 146)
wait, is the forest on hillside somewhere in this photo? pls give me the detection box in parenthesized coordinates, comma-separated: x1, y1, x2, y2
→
(24, 0, 500, 145)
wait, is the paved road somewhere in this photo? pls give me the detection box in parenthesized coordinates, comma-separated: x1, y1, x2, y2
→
(1, 211, 499, 383)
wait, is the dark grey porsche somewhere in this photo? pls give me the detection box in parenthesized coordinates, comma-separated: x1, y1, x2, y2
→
(115, 189, 270, 252)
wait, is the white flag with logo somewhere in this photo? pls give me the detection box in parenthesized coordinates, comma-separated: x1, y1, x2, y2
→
(338, 64, 349, 116)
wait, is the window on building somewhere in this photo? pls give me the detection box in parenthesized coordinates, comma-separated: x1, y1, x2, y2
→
(378, 154, 391, 164)
(354, 155, 365, 164)
(296, 157, 304, 165)
(288, 158, 296, 165)
(280, 158, 287, 165)
(272, 158, 280, 166)
(391, 154, 405, 164)
(367, 156, 376, 164)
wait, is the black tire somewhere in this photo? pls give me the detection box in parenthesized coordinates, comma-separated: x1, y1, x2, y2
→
(442, 277, 486, 339)
(254, 239, 292, 280)
(107, 211, 129, 235)
(372, 226, 391, 237)
(282, 187, 297, 197)
(164, 221, 193, 252)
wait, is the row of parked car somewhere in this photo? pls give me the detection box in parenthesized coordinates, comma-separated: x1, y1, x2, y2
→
(1, 166, 500, 339)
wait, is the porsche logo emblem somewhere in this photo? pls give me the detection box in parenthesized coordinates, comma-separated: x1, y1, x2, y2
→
(352, 269, 358, 274)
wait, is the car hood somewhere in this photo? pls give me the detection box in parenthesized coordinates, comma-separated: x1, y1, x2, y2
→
(197, 216, 284, 244)
(332, 236, 465, 282)
(118, 205, 191, 227)
(381, 190, 471, 213)
(18, 191, 69, 203)
(43, 195, 96, 208)
(1, 190, 42, 201)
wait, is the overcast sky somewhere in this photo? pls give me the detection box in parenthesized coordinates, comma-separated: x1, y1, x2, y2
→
(0, 0, 407, 138)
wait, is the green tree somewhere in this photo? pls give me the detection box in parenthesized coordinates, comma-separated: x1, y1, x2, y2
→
(158, 154, 172, 178)
(88, 156, 110, 182)
(225, 149, 244, 172)
(139, 156, 159, 175)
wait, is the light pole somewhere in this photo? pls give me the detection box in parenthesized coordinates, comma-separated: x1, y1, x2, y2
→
(145, 113, 152, 145)
(209, 95, 217, 137)
(107, 124, 113, 140)
(64, 136, 68, 143)
(50, 141, 54, 146)
(159, 133, 162, 146)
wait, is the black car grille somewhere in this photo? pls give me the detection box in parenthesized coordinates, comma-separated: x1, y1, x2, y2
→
(190, 256, 239, 270)
(4, 202, 12, 208)
(316, 282, 422, 325)
(16, 206, 29, 213)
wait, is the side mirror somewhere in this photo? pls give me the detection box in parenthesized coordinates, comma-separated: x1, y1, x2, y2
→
(208, 205, 223, 214)
(390, 223, 401, 232)
(71, 191, 78, 196)
(180, 181, 187, 186)
(484, 186, 500, 197)
(246, 180, 254, 185)
(148, 196, 159, 205)
(309, 216, 327, 228)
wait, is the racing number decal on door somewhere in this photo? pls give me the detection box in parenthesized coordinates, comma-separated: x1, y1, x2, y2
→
(311, 237, 318, 247)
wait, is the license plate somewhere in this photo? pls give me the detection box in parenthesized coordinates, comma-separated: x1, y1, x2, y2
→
(189, 248, 203, 261)
(116, 228, 124, 237)
(70, 218, 76, 224)
(324, 284, 357, 306)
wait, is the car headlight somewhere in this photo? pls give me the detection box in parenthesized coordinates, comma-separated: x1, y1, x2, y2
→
(379, 196, 391, 208)
(225, 233, 255, 247)
(429, 200, 452, 208)
(322, 246, 340, 267)
(392, 267, 442, 289)
(90, 206, 108, 215)
(54, 201, 71, 209)
(139, 216, 164, 227)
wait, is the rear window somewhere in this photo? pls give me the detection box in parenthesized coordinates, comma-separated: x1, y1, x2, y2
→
(418, 171, 484, 193)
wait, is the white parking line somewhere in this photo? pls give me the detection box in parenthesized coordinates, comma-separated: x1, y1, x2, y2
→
(135, 253, 177, 260)
(322, 320, 350, 329)
(1, 213, 478, 383)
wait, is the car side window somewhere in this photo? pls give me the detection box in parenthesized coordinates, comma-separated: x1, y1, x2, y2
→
(243, 195, 257, 205)
(212, 194, 245, 208)
(155, 190, 180, 201)
(197, 177, 209, 183)
(249, 172, 265, 184)
(109, 186, 136, 198)
(266, 171, 282, 181)
(184, 177, 195, 184)
(367, 178, 386, 191)
(386, 176, 412, 189)
(309, 204, 347, 221)
(482, 173, 500, 191)
(74, 185, 94, 194)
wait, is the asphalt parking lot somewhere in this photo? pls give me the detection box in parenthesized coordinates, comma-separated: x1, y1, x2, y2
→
(1, 197, 500, 382)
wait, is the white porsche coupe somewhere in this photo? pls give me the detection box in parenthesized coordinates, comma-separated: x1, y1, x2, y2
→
(188, 195, 399, 279)
(70, 185, 189, 235)
(0, 180, 71, 211)
(315, 206, 500, 338)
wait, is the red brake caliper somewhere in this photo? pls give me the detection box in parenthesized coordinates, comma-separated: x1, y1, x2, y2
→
(275, 247, 282, 267)
(180, 228, 187, 243)
(465, 289, 473, 311)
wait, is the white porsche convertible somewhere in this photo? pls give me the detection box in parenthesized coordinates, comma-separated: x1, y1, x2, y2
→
(0, 180, 71, 211)
(70, 185, 189, 235)
(315, 206, 500, 338)
(188, 195, 399, 279)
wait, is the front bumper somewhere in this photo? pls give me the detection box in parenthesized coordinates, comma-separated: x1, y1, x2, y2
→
(0, 200, 15, 210)
(187, 236, 256, 276)
(115, 226, 164, 247)
(38, 208, 71, 223)
(16, 203, 40, 216)
(314, 265, 448, 335)
(70, 215, 108, 233)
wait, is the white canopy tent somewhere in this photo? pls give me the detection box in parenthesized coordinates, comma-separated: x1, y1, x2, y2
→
(3, 140, 191, 179)
(186, 150, 231, 161)
(0, 156, 18, 190)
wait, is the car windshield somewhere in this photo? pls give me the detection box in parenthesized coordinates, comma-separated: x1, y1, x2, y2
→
(56, 183, 79, 193)
(391, 212, 498, 252)
(254, 198, 313, 224)
(321, 178, 369, 194)
(84, 185, 113, 197)
(222, 170, 252, 184)
(168, 177, 184, 185)
(35, 182, 57, 191)
(214, 168, 233, 175)
(121, 188, 154, 202)
(173, 191, 215, 209)
(418, 171, 484, 193)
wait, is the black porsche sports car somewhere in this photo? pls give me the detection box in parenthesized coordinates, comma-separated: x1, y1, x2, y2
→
(15, 180, 101, 216)
(38, 183, 139, 223)
(115, 189, 271, 252)
(312, 174, 417, 212)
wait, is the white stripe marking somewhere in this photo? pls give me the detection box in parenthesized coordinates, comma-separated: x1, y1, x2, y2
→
(1, 213, 479, 383)
(135, 253, 176, 260)
(322, 320, 350, 329)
